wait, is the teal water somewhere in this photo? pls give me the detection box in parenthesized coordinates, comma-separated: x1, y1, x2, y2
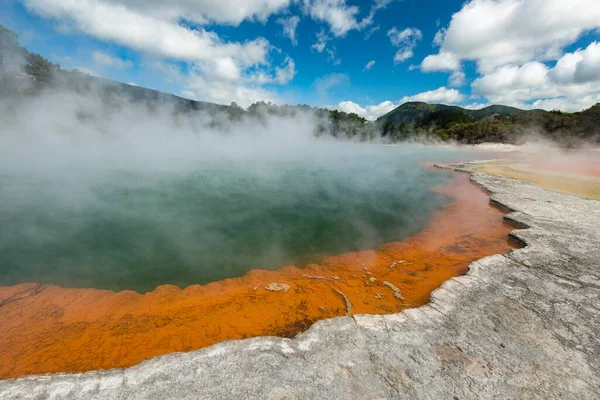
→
(0, 144, 481, 292)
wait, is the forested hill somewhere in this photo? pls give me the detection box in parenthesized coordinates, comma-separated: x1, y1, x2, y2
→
(377, 102, 528, 125)
(377, 101, 600, 146)
(1, 24, 599, 146)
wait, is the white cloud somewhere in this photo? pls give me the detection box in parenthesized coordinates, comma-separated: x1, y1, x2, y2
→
(472, 42, 600, 111)
(425, 0, 600, 74)
(169, 55, 294, 107)
(333, 85, 466, 121)
(302, 0, 393, 37)
(364, 60, 375, 71)
(313, 73, 349, 98)
(101, 0, 290, 26)
(25, 0, 271, 66)
(400, 86, 465, 104)
(164, 63, 281, 108)
(302, 0, 361, 37)
(180, 90, 197, 100)
(449, 70, 466, 87)
(201, 57, 243, 82)
(421, 52, 460, 72)
(24, 0, 296, 108)
(311, 29, 329, 53)
(335, 100, 397, 120)
(549, 41, 600, 84)
(248, 56, 297, 85)
(311, 29, 340, 64)
(419, 0, 600, 110)
(387, 27, 422, 64)
(274, 57, 297, 84)
(472, 62, 550, 101)
(277, 15, 300, 46)
(463, 102, 489, 110)
(92, 51, 133, 69)
(185, 76, 280, 108)
(531, 95, 600, 112)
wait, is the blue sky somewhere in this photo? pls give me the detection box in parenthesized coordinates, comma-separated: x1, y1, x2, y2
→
(2, 0, 600, 119)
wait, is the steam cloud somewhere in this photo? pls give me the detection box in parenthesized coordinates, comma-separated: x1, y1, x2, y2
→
(0, 86, 478, 292)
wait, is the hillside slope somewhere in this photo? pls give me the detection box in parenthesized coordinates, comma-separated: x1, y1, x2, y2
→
(377, 102, 528, 125)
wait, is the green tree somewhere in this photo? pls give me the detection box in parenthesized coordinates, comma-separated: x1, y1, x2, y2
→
(25, 52, 56, 84)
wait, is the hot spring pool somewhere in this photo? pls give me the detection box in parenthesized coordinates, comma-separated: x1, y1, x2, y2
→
(0, 144, 485, 292)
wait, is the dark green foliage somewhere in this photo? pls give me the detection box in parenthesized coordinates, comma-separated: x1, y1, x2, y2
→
(24, 53, 59, 85)
(378, 102, 454, 124)
(376, 97, 600, 146)
(377, 102, 527, 126)
(418, 109, 474, 129)
(470, 105, 528, 119)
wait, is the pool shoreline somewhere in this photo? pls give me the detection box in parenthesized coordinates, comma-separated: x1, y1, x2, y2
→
(0, 167, 517, 379)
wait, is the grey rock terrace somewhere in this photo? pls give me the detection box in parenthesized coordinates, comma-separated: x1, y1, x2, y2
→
(1, 160, 599, 399)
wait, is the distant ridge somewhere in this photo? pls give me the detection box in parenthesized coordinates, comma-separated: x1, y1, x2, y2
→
(376, 102, 528, 125)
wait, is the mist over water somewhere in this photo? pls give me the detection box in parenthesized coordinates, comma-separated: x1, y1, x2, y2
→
(0, 91, 484, 292)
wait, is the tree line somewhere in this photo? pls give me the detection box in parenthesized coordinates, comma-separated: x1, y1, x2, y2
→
(2, 24, 599, 146)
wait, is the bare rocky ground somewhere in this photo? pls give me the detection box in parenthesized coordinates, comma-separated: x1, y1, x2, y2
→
(1, 160, 599, 399)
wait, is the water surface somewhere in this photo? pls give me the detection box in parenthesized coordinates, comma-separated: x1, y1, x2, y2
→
(0, 144, 482, 292)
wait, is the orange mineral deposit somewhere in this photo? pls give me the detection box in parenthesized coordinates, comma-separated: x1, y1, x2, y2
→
(0, 172, 518, 379)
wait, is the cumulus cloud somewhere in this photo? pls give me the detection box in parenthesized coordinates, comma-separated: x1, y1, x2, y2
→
(421, 52, 460, 72)
(419, 0, 600, 110)
(400, 86, 464, 104)
(364, 60, 376, 71)
(184, 75, 281, 107)
(158, 53, 295, 108)
(302, 0, 361, 37)
(92, 51, 133, 69)
(335, 100, 397, 120)
(163, 62, 281, 108)
(277, 15, 300, 46)
(549, 41, 600, 85)
(472, 42, 600, 111)
(428, 0, 600, 74)
(100, 0, 290, 26)
(472, 62, 550, 100)
(302, 0, 393, 37)
(463, 102, 490, 110)
(25, 0, 271, 66)
(248, 57, 297, 85)
(449, 70, 466, 87)
(24, 0, 298, 107)
(333, 86, 465, 120)
(531, 95, 600, 112)
(387, 27, 422, 64)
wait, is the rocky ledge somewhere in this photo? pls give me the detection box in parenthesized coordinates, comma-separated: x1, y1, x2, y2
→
(1, 161, 599, 399)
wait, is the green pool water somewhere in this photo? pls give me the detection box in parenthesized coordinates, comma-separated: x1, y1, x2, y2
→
(0, 144, 482, 292)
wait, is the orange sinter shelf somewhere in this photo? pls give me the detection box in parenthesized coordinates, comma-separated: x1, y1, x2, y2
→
(0, 172, 518, 378)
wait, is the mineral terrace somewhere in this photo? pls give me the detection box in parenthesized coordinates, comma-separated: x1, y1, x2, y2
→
(1, 160, 599, 399)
